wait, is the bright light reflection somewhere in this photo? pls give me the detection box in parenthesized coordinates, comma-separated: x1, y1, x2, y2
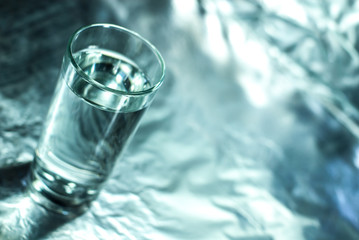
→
(172, 0, 197, 20)
(353, 147, 359, 168)
(204, 13, 229, 64)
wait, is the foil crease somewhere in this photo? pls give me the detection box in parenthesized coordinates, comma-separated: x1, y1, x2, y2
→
(1, 0, 359, 239)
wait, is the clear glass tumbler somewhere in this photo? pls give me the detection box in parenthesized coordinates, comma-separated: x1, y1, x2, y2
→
(28, 23, 165, 212)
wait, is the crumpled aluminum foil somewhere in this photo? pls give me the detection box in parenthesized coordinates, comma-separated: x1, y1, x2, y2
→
(1, 0, 359, 239)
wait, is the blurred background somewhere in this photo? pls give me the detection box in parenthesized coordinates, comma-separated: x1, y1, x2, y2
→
(1, 0, 359, 239)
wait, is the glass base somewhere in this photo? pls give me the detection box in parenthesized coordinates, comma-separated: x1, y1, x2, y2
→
(27, 157, 102, 216)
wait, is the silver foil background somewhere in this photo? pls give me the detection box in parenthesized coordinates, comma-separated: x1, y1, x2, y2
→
(1, 0, 359, 239)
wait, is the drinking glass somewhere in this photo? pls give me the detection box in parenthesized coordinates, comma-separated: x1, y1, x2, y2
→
(28, 23, 165, 213)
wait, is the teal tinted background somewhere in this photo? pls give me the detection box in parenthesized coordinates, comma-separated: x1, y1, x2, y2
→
(1, 0, 359, 239)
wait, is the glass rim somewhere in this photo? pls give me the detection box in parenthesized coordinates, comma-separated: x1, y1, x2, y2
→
(66, 23, 165, 96)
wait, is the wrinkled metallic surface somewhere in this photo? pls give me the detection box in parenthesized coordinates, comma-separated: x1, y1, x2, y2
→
(2, 0, 359, 239)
